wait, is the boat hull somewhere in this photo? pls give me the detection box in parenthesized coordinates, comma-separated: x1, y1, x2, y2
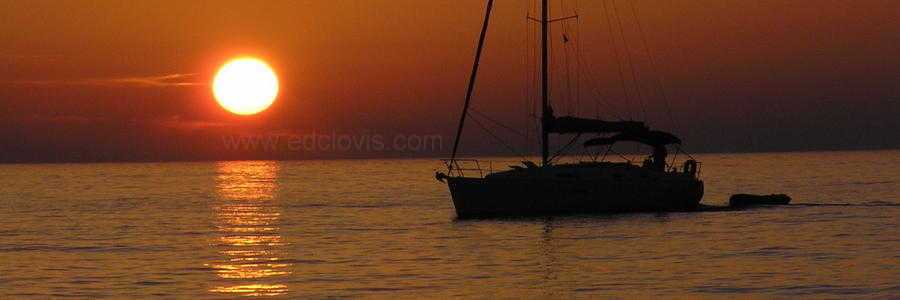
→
(446, 174, 703, 218)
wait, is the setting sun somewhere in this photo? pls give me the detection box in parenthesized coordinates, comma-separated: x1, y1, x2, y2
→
(212, 58, 279, 115)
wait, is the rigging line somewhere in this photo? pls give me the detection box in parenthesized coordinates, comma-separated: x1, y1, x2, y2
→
(469, 108, 527, 137)
(668, 148, 678, 172)
(633, 143, 641, 164)
(675, 144, 696, 161)
(575, 64, 610, 113)
(541, 0, 551, 166)
(600, 0, 634, 119)
(524, 8, 532, 157)
(549, 133, 582, 162)
(571, 18, 626, 120)
(574, 0, 582, 116)
(558, 0, 573, 115)
(611, 0, 647, 121)
(525, 2, 532, 153)
(583, 144, 598, 162)
(567, 31, 620, 118)
(587, 143, 600, 161)
(561, 11, 573, 115)
(467, 112, 526, 159)
(575, 144, 588, 162)
(629, 1, 680, 133)
(599, 144, 612, 162)
(530, 0, 541, 157)
(449, 0, 494, 164)
(534, 1, 544, 155)
(608, 148, 632, 163)
(574, 53, 623, 119)
(547, 1, 555, 110)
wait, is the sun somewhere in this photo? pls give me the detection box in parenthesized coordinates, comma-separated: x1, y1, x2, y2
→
(212, 58, 279, 115)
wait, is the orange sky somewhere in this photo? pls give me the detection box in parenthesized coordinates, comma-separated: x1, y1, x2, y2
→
(1, 0, 898, 162)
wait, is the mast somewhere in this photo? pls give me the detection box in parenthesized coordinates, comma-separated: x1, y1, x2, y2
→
(449, 0, 494, 169)
(540, 0, 550, 166)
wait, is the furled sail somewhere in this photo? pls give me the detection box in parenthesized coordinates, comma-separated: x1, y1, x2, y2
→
(583, 130, 681, 148)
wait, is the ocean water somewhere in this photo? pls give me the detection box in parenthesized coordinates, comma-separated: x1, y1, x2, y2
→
(0, 150, 897, 298)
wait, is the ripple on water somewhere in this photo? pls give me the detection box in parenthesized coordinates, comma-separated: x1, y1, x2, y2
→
(1, 153, 897, 298)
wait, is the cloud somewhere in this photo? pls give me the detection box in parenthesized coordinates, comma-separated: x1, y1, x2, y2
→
(152, 115, 228, 129)
(5, 73, 204, 87)
(105, 73, 203, 87)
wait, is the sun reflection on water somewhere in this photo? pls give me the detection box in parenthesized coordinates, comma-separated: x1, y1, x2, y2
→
(208, 284, 289, 297)
(208, 161, 290, 296)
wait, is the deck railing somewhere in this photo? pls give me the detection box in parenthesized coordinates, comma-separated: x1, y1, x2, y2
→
(441, 159, 495, 178)
(443, 158, 701, 179)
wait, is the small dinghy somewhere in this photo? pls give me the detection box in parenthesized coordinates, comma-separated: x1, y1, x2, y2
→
(729, 194, 791, 207)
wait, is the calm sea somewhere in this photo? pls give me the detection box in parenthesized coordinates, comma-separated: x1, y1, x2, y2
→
(1, 151, 897, 298)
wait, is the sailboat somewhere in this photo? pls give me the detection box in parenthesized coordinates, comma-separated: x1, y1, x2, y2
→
(436, 0, 704, 218)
